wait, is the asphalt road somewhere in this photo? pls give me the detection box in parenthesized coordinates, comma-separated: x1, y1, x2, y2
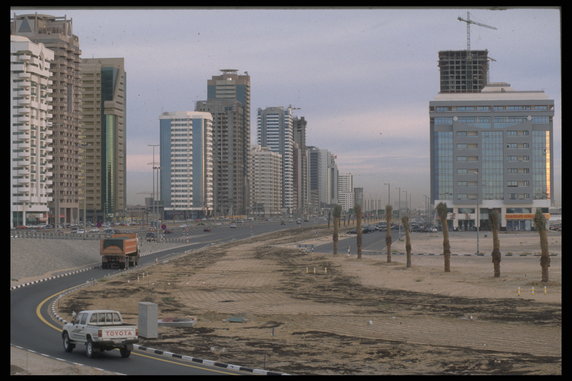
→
(314, 228, 402, 256)
(10, 219, 313, 375)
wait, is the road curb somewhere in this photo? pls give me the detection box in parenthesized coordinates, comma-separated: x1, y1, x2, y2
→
(10, 266, 98, 291)
(133, 345, 290, 375)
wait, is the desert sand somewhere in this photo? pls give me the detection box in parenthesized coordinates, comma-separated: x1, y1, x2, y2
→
(57, 226, 561, 375)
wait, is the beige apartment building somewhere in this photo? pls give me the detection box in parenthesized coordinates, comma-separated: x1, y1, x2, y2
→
(11, 13, 82, 226)
(250, 145, 283, 216)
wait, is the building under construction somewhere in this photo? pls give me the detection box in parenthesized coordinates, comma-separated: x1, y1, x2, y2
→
(438, 50, 490, 93)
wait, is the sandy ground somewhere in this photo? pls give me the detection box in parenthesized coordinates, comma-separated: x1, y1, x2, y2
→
(55, 226, 561, 375)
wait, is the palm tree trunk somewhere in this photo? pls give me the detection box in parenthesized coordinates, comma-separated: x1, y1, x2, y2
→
(436, 202, 451, 272)
(333, 218, 339, 255)
(534, 209, 550, 282)
(385, 205, 393, 263)
(356, 205, 362, 259)
(402, 216, 412, 268)
(490, 210, 501, 278)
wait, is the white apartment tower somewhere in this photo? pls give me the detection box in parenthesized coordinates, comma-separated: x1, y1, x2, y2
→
(337, 173, 355, 212)
(12, 14, 83, 226)
(250, 145, 283, 216)
(159, 112, 214, 219)
(10, 35, 54, 228)
(257, 106, 295, 213)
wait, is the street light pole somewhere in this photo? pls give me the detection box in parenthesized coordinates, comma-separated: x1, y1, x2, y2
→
(148, 144, 159, 222)
(476, 169, 480, 255)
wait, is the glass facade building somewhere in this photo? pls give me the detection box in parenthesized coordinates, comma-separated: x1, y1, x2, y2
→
(80, 58, 126, 223)
(430, 82, 554, 230)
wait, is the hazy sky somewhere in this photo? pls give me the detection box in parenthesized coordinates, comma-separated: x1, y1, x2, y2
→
(12, 6, 561, 208)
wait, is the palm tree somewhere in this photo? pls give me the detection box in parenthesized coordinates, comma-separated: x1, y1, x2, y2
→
(436, 202, 451, 272)
(385, 205, 393, 263)
(534, 209, 550, 282)
(402, 215, 412, 268)
(355, 204, 363, 259)
(332, 204, 342, 255)
(489, 209, 501, 277)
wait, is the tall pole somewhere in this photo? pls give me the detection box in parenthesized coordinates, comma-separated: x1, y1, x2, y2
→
(384, 182, 391, 207)
(476, 169, 480, 254)
(148, 144, 159, 222)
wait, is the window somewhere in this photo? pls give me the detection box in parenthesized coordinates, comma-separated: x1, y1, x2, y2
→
(506, 143, 529, 149)
(434, 117, 453, 125)
(456, 155, 478, 161)
(456, 143, 478, 149)
(456, 131, 478, 137)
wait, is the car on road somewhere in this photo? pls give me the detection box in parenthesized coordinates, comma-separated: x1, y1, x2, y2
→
(145, 232, 156, 242)
(229, 224, 237, 228)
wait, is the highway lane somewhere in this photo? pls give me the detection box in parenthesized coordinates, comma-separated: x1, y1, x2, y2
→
(10, 220, 318, 375)
(313, 228, 402, 255)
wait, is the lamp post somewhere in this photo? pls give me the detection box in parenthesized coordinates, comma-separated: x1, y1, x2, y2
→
(148, 144, 159, 222)
(81, 143, 91, 236)
(384, 182, 391, 207)
(476, 169, 480, 255)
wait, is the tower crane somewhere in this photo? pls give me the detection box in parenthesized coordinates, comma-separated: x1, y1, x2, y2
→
(457, 11, 497, 54)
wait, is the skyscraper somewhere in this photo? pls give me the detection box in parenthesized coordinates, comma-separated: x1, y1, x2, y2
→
(307, 146, 338, 212)
(337, 173, 355, 212)
(12, 13, 82, 226)
(429, 82, 554, 231)
(292, 116, 308, 215)
(257, 106, 294, 213)
(250, 145, 282, 216)
(80, 58, 127, 222)
(196, 69, 250, 216)
(10, 35, 54, 228)
(159, 111, 214, 219)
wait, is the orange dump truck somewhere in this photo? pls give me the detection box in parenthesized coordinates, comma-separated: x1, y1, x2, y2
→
(100, 233, 140, 269)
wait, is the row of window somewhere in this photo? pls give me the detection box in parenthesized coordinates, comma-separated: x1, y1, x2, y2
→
(433, 105, 551, 112)
(455, 180, 529, 187)
(455, 155, 532, 162)
(434, 116, 550, 128)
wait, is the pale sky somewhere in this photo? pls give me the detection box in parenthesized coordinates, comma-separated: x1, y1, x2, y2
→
(12, 6, 561, 208)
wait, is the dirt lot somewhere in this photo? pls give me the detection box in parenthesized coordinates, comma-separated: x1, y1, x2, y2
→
(57, 226, 561, 375)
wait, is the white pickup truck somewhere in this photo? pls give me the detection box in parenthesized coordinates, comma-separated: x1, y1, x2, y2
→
(62, 310, 138, 358)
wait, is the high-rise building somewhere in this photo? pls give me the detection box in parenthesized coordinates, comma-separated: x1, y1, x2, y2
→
(196, 69, 250, 216)
(159, 111, 214, 219)
(307, 146, 338, 211)
(250, 145, 282, 216)
(257, 106, 294, 212)
(12, 13, 82, 226)
(430, 82, 554, 231)
(10, 35, 54, 228)
(438, 50, 490, 93)
(337, 173, 354, 212)
(80, 58, 126, 223)
(292, 116, 308, 215)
